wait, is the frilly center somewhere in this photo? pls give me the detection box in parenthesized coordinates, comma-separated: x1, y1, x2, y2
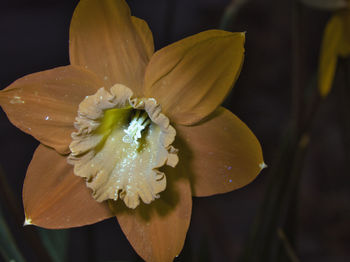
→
(68, 84, 178, 209)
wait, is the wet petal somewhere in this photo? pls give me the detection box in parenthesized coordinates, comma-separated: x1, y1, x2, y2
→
(144, 30, 245, 125)
(69, 0, 153, 96)
(176, 107, 264, 197)
(318, 14, 342, 97)
(23, 144, 113, 229)
(0, 65, 103, 154)
(111, 163, 192, 262)
(68, 84, 177, 209)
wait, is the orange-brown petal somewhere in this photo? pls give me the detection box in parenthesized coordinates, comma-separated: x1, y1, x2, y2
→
(23, 144, 113, 229)
(131, 16, 154, 60)
(0, 65, 103, 154)
(144, 30, 245, 125)
(176, 107, 264, 197)
(69, 0, 153, 97)
(111, 163, 192, 262)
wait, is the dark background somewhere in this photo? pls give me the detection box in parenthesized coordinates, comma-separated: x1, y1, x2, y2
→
(0, 0, 349, 261)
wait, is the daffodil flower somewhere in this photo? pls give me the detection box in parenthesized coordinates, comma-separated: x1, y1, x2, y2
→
(0, 0, 264, 261)
(318, 1, 350, 96)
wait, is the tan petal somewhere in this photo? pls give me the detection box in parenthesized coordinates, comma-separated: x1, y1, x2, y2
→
(111, 163, 192, 262)
(132, 16, 154, 60)
(176, 107, 264, 197)
(144, 30, 245, 125)
(23, 144, 113, 229)
(69, 0, 154, 96)
(0, 65, 103, 154)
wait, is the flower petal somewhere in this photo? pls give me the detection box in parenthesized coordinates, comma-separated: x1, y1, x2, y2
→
(338, 10, 350, 57)
(68, 84, 177, 209)
(318, 14, 342, 97)
(176, 107, 264, 197)
(0, 65, 103, 154)
(131, 16, 154, 60)
(111, 163, 192, 262)
(23, 144, 113, 229)
(69, 0, 153, 96)
(144, 30, 245, 125)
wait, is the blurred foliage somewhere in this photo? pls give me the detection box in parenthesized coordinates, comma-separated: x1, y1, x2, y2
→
(300, 0, 347, 11)
(219, 0, 250, 30)
(0, 205, 25, 262)
(37, 228, 69, 262)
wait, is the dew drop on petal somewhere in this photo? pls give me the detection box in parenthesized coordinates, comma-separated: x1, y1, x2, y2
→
(23, 217, 32, 226)
(259, 162, 267, 170)
(10, 96, 25, 104)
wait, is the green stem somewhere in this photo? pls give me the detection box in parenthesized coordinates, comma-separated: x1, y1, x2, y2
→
(277, 228, 300, 262)
(0, 165, 52, 262)
(219, 0, 250, 30)
(240, 1, 324, 261)
(0, 205, 26, 262)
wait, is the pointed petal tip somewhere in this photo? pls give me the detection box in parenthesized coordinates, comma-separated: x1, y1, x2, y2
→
(23, 217, 33, 227)
(259, 162, 268, 171)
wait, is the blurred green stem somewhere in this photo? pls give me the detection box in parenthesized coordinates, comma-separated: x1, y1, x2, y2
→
(338, 58, 350, 163)
(0, 165, 52, 262)
(0, 205, 26, 262)
(219, 0, 250, 30)
(277, 228, 300, 262)
(240, 1, 323, 261)
(291, 0, 304, 131)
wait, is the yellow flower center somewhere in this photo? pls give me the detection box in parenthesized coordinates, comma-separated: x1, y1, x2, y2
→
(68, 84, 178, 209)
(122, 110, 151, 146)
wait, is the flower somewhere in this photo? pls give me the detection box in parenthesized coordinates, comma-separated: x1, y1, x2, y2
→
(318, 0, 350, 97)
(0, 0, 264, 261)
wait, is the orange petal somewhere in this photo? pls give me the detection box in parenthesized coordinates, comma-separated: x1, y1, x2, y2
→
(0, 65, 103, 154)
(111, 163, 192, 262)
(131, 16, 154, 60)
(69, 0, 153, 97)
(23, 144, 113, 229)
(176, 107, 264, 197)
(144, 30, 245, 125)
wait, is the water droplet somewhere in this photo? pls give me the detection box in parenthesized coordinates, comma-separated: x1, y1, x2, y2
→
(259, 162, 267, 170)
(10, 96, 25, 104)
